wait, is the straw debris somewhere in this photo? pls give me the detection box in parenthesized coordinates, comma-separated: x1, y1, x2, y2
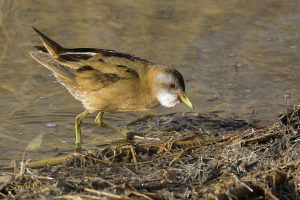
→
(1, 108, 300, 199)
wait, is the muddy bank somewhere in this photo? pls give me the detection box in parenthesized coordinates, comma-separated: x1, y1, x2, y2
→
(1, 108, 299, 199)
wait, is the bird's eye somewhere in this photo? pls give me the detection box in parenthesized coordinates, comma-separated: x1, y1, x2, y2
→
(169, 83, 176, 89)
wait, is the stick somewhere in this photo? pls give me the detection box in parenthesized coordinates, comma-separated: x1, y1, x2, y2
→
(26, 156, 68, 169)
(84, 188, 129, 200)
(129, 145, 139, 171)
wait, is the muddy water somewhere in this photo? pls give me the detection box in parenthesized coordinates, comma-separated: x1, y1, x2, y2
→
(1, 0, 300, 163)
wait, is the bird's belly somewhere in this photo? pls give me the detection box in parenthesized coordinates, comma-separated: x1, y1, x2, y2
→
(55, 77, 159, 113)
(77, 90, 159, 113)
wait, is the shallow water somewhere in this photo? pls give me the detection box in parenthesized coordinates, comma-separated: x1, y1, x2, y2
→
(1, 0, 300, 163)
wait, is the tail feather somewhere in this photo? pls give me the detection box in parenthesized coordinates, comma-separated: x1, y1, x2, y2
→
(32, 27, 64, 55)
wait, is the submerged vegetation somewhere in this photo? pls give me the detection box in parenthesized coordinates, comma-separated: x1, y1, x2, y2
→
(1, 107, 300, 199)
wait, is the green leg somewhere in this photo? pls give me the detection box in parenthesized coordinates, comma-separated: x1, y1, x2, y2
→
(94, 112, 156, 143)
(94, 112, 132, 139)
(125, 113, 158, 140)
(95, 111, 104, 127)
(75, 110, 89, 151)
(126, 113, 157, 126)
(94, 111, 123, 132)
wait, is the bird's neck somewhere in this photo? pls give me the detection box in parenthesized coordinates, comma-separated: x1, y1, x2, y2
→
(136, 66, 161, 107)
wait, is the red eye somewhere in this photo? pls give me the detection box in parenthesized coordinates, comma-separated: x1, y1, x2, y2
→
(169, 83, 176, 89)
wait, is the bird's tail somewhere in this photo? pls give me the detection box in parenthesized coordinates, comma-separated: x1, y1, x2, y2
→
(32, 26, 65, 55)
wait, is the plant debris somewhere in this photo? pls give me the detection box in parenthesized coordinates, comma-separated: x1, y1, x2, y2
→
(1, 108, 300, 199)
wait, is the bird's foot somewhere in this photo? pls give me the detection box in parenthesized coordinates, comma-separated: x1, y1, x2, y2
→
(75, 142, 82, 152)
(99, 121, 159, 142)
(125, 131, 136, 140)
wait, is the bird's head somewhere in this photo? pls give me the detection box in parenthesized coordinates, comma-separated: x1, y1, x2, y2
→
(154, 67, 193, 109)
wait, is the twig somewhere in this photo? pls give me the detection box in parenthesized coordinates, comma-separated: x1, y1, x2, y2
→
(84, 188, 129, 199)
(128, 191, 153, 200)
(129, 145, 139, 171)
(241, 132, 279, 144)
(131, 181, 184, 190)
(174, 138, 206, 147)
(232, 174, 253, 192)
(0, 175, 14, 192)
(26, 156, 68, 169)
(17, 152, 26, 178)
(0, 192, 6, 198)
(75, 153, 111, 166)
(54, 194, 102, 199)
(262, 187, 280, 200)
(169, 147, 193, 166)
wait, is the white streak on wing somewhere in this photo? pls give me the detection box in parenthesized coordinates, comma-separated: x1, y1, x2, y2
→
(63, 52, 97, 55)
(43, 44, 53, 55)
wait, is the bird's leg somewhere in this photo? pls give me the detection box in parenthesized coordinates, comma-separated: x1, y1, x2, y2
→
(95, 111, 104, 127)
(94, 111, 119, 130)
(126, 113, 157, 126)
(103, 113, 158, 140)
(94, 112, 157, 141)
(94, 112, 132, 139)
(75, 110, 89, 151)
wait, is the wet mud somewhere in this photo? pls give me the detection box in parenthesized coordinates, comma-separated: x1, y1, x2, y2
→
(1, 107, 299, 199)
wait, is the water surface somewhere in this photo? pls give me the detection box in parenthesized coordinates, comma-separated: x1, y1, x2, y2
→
(1, 0, 300, 163)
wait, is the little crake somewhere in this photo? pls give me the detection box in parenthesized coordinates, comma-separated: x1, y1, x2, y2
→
(30, 27, 193, 151)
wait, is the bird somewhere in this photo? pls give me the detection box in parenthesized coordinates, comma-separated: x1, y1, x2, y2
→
(30, 27, 194, 151)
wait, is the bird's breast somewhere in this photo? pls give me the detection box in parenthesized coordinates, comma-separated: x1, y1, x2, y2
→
(77, 82, 159, 113)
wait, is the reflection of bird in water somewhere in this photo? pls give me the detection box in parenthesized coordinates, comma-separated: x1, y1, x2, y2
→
(30, 27, 193, 151)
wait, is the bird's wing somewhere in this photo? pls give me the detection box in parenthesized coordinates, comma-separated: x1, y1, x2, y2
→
(59, 49, 149, 91)
(30, 51, 75, 81)
(31, 27, 154, 91)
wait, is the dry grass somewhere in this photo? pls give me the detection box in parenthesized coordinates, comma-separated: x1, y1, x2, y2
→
(1, 108, 300, 199)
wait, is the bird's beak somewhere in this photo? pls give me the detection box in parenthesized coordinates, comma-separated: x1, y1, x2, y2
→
(178, 92, 194, 109)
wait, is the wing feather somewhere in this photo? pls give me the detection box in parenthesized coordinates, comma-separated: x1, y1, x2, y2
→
(30, 51, 75, 81)
(31, 28, 152, 92)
